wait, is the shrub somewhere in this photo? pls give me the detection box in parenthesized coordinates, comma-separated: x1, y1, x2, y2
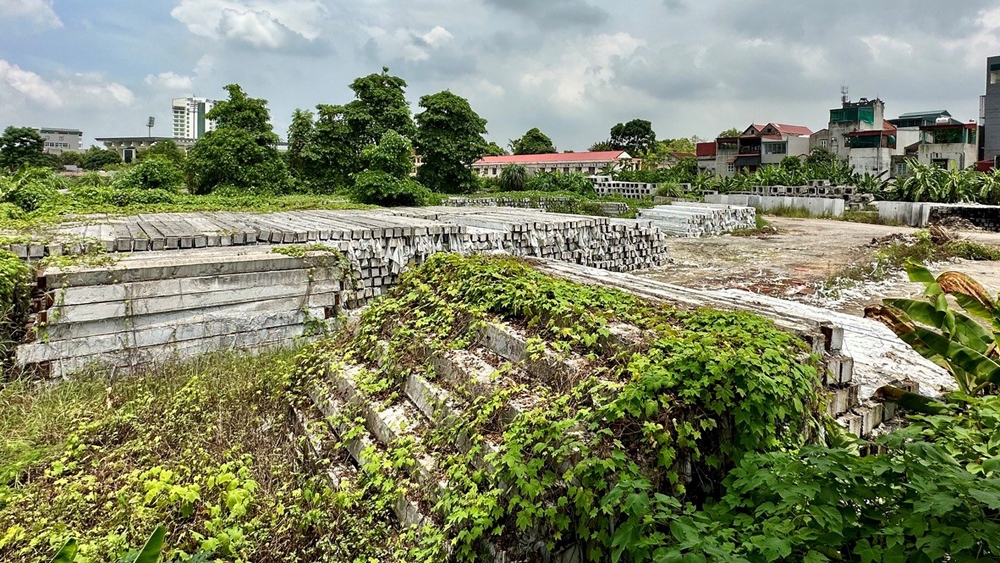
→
(0, 250, 29, 368)
(499, 164, 527, 192)
(0, 203, 25, 221)
(109, 188, 178, 207)
(112, 157, 182, 192)
(351, 171, 430, 206)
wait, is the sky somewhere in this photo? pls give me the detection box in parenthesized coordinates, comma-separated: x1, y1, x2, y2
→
(2, 0, 1000, 150)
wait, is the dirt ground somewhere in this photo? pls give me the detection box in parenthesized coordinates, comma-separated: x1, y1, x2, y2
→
(639, 216, 1000, 316)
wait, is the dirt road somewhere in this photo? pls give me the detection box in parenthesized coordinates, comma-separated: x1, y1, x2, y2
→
(640, 217, 1000, 315)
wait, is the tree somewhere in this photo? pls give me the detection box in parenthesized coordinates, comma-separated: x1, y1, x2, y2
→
(80, 146, 122, 170)
(414, 91, 489, 194)
(344, 67, 416, 148)
(609, 119, 656, 156)
(286, 108, 314, 181)
(58, 152, 82, 167)
(510, 128, 556, 155)
(718, 127, 742, 138)
(484, 141, 508, 156)
(806, 146, 836, 166)
(351, 131, 429, 206)
(113, 157, 183, 192)
(136, 139, 186, 169)
(0, 126, 46, 173)
(499, 164, 527, 192)
(185, 84, 289, 195)
(779, 155, 803, 171)
(589, 140, 613, 152)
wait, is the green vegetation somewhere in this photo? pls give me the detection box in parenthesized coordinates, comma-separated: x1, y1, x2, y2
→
(351, 131, 430, 206)
(509, 127, 557, 155)
(0, 126, 47, 173)
(0, 350, 413, 562)
(414, 90, 489, 194)
(888, 158, 1000, 204)
(3, 255, 1000, 560)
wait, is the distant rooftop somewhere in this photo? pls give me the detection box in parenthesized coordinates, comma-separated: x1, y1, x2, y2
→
(475, 151, 631, 165)
(897, 110, 952, 118)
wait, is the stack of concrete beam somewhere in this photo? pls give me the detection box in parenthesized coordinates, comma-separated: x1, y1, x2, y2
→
(637, 203, 756, 237)
(530, 259, 951, 437)
(393, 208, 668, 271)
(17, 208, 670, 377)
(443, 196, 629, 217)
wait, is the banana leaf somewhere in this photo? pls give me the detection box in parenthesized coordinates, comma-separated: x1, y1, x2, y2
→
(911, 326, 1000, 386)
(136, 526, 166, 563)
(873, 385, 947, 415)
(49, 539, 78, 563)
(884, 298, 994, 353)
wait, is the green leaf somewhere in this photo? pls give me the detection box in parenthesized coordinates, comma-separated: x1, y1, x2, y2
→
(135, 525, 167, 563)
(969, 488, 1000, 510)
(984, 455, 1000, 475)
(905, 261, 936, 285)
(49, 539, 78, 563)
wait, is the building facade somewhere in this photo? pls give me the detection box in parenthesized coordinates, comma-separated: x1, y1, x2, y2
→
(472, 151, 639, 177)
(172, 97, 218, 140)
(36, 128, 82, 155)
(826, 97, 886, 164)
(713, 123, 812, 177)
(985, 55, 1000, 162)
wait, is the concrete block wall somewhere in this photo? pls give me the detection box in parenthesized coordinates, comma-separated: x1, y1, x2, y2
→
(705, 194, 845, 216)
(873, 202, 1000, 230)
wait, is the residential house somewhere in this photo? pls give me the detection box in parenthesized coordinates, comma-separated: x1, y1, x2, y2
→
(696, 142, 717, 175)
(714, 123, 812, 177)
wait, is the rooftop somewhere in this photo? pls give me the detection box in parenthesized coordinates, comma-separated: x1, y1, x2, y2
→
(897, 110, 952, 118)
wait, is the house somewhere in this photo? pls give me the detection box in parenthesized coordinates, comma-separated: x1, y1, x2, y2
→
(984, 55, 1000, 162)
(844, 120, 897, 177)
(917, 122, 978, 170)
(809, 128, 831, 152)
(471, 151, 639, 177)
(654, 152, 696, 169)
(713, 122, 812, 177)
(696, 142, 717, 175)
(827, 97, 886, 164)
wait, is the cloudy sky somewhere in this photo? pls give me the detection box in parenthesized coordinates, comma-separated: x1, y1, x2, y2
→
(2, 0, 999, 150)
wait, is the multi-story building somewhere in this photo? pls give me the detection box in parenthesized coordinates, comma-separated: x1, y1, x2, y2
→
(826, 97, 886, 164)
(695, 142, 717, 175)
(472, 151, 640, 177)
(713, 123, 812, 177)
(36, 127, 82, 155)
(984, 55, 1000, 162)
(171, 97, 219, 140)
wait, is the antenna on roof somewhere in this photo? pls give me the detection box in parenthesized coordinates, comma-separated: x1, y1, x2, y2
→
(841, 85, 850, 104)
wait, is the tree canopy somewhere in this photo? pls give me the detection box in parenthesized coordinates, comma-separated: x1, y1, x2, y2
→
(185, 84, 289, 195)
(718, 127, 743, 138)
(414, 90, 488, 194)
(351, 131, 429, 206)
(0, 127, 46, 173)
(345, 67, 416, 148)
(79, 146, 122, 171)
(609, 119, 656, 156)
(510, 128, 556, 155)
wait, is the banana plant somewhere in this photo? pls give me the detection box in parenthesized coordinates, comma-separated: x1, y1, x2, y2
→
(49, 525, 166, 563)
(866, 261, 1000, 397)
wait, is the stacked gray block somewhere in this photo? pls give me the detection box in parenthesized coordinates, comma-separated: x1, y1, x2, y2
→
(637, 203, 756, 237)
(704, 194, 845, 217)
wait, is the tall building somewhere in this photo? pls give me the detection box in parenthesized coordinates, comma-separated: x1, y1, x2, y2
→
(36, 127, 82, 155)
(172, 97, 218, 140)
(983, 55, 1000, 162)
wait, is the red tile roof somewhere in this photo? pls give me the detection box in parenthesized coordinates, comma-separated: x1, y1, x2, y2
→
(769, 123, 813, 136)
(474, 151, 629, 165)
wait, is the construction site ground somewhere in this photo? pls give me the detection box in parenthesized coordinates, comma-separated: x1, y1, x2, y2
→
(641, 216, 1000, 316)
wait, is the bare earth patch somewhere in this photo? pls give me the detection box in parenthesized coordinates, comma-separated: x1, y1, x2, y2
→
(639, 216, 1000, 315)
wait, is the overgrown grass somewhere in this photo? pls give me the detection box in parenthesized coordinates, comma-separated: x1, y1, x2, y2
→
(841, 208, 903, 226)
(731, 213, 776, 237)
(0, 349, 412, 562)
(826, 231, 1000, 288)
(758, 205, 832, 219)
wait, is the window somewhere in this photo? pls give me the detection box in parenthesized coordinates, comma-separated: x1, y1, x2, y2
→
(991, 63, 1000, 85)
(727, 162, 736, 173)
(764, 142, 787, 155)
(820, 139, 828, 148)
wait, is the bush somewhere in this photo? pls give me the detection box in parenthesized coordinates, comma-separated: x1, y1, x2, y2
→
(352, 171, 430, 206)
(112, 157, 183, 192)
(0, 203, 25, 221)
(109, 188, 178, 207)
(4, 177, 60, 213)
(523, 171, 594, 196)
(0, 249, 29, 367)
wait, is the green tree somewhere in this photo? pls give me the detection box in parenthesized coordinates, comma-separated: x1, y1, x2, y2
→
(718, 127, 742, 138)
(113, 157, 183, 192)
(589, 140, 613, 152)
(510, 127, 556, 155)
(344, 67, 416, 148)
(351, 131, 429, 206)
(414, 90, 489, 194)
(185, 84, 289, 195)
(779, 155, 803, 171)
(483, 141, 508, 156)
(805, 146, 836, 166)
(58, 152, 82, 167)
(286, 108, 314, 182)
(79, 146, 122, 170)
(301, 104, 355, 193)
(136, 139, 186, 169)
(0, 126, 46, 173)
(609, 119, 656, 156)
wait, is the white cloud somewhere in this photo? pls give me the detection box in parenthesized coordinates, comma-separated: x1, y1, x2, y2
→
(0, 0, 62, 29)
(144, 71, 195, 91)
(171, 0, 328, 49)
(519, 33, 646, 112)
(422, 26, 453, 47)
(0, 60, 62, 107)
(0, 60, 134, 110)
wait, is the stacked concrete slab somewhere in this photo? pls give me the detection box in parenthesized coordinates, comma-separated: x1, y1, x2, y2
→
(637, 203, 756, 237)
(443, 196, 629, 217)
(17, 208, 670, 377)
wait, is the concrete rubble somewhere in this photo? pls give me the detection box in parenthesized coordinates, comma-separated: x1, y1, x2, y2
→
(637, 203, 756, 237)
